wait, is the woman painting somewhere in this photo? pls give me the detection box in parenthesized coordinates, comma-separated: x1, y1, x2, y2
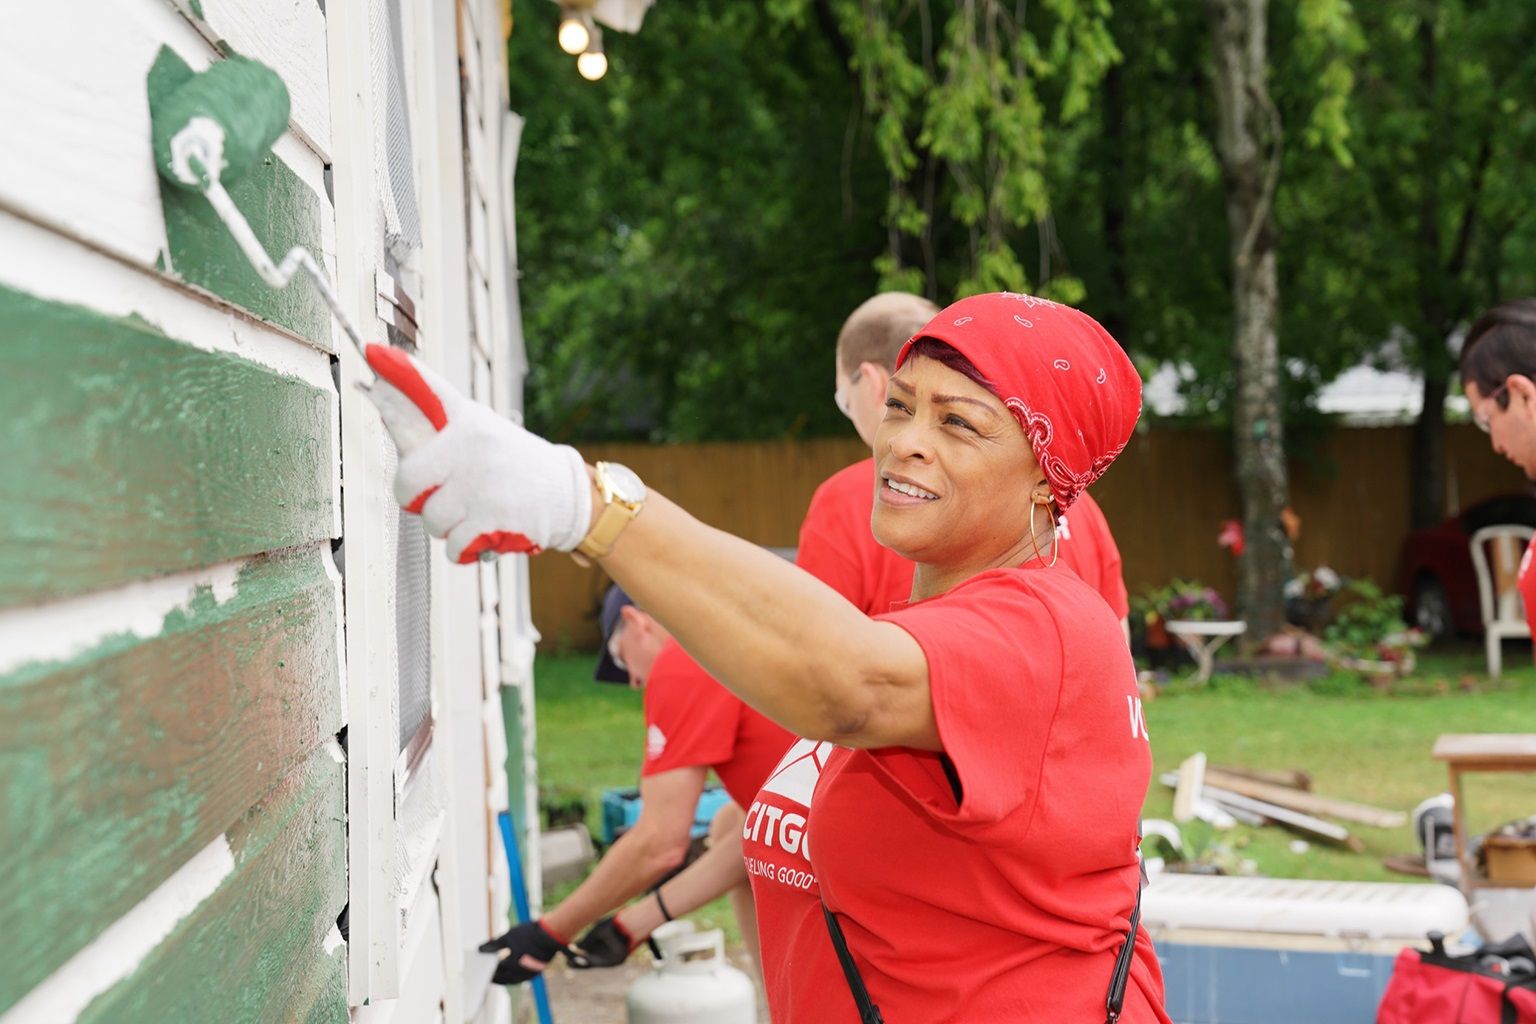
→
(363, 292, 1170, 1022)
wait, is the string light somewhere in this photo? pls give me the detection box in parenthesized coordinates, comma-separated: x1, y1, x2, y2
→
(576, 25, 607, 81)
(557, 11, 591, 55)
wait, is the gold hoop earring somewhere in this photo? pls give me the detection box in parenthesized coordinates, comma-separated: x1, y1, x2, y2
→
(1028, 501, 1060, 568)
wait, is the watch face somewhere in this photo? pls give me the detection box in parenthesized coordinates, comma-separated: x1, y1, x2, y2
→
(604, 463, 647, 504)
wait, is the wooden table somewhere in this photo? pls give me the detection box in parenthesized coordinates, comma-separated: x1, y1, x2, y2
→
(1431, 734, 1536, 890)
(1165, 619, 1248, 684)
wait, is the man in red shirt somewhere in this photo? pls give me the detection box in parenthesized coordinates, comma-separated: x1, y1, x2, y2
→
(478, 585, 791, 984)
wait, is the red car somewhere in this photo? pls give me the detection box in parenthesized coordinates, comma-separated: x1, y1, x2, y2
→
(1400, 493, 1536, 638)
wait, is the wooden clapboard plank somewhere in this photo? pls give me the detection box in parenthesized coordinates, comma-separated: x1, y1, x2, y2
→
(164, 0, 333, 160)
(0, 2, 332, 346)
(0, 283, 335, 608)
(75, 748, 348, 1024)
(1203, 768, 1405, 829)
(0, 550, 341, 1011)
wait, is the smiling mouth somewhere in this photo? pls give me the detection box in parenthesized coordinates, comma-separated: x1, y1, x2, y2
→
(884, 477, 939, 501)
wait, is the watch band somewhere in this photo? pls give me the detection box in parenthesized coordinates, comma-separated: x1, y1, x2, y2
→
(573, 501, 639, 564)
(571, 462, 644, 566)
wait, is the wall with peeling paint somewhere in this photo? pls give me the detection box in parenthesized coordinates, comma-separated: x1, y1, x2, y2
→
(0, 1, 529, 1022)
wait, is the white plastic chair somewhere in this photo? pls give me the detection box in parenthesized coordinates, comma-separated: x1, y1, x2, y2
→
(1469, 524, 1534, 679)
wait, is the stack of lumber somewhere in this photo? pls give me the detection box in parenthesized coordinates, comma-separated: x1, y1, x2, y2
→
(1163, 753, 1405, 852)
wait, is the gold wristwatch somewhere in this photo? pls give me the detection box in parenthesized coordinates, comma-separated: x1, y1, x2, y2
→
(572, 462, 647, 566)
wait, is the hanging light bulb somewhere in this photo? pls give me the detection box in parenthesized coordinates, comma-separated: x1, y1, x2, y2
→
(577, 28, 607, 81)
(577, 49, 608, 81)
(557, 10, 591, 55)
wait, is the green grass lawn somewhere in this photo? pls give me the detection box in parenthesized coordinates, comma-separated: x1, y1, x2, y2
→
(1142, 646, 1536, 880)
(531, 641, 1536, 928)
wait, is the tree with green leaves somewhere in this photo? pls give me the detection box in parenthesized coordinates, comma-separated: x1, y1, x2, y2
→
(769, 0, 1120, 304)
(508, 0, 889, 442)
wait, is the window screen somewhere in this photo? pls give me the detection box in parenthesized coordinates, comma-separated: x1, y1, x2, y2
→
(370, 0, 423, 273)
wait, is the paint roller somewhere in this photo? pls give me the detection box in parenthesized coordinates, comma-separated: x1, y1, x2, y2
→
(149, 55, 370, 366)
(151, 54, 501, 556)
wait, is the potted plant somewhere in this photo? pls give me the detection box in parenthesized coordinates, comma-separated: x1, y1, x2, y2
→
(1284, 566, 1344, 632)
(1322, 580, 1428, 687)
(1133, 580, 1231, 667)
(1159, 579, 1231, 623)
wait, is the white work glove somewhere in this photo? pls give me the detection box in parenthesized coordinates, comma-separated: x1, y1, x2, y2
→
(362, 344, 593, 564)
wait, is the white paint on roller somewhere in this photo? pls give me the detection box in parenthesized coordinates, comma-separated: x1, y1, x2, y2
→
(0, 559, 244, 676)
(0, 835, 234, 1024)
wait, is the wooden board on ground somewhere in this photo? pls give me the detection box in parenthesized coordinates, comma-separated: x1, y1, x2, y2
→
(1210, 764, 1313, 791)
(1172, 752, 1207, 824)
(1203, 768, 1406, 829)
(1203, 786, 1365, 852)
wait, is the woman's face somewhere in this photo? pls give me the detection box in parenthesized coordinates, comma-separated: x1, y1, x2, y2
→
(870, 353, 1047, 569)
(1466, 376, 1536, 479)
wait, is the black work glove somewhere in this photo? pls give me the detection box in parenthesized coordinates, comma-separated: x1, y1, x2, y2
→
(479, 920, 567, 985)
(567, 916, 637, 969)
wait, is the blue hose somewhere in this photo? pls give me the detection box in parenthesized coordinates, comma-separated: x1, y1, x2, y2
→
(498, 811, 556, 1024)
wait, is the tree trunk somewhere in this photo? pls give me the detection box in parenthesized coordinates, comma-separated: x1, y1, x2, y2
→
(1206, 0, 1291, 644)
(1100, 52, 1130, 345)
(1413, 372, 1449, 528)
(1409, 7, 1449, 530)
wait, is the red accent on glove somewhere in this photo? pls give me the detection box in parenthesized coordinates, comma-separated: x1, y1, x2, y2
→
(613, 916, 638, 952)
(538, 919, 569, 946)
(458, 531, 543, 564)
(404, 485, 440, 515)
(365, 344, 448, 431)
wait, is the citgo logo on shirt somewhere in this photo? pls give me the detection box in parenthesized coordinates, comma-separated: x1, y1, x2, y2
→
(743, 739, 833, 866)
(646, 724, 667, 760)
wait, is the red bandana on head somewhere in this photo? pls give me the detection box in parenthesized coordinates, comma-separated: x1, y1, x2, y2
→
(895, 292, 1142, 511)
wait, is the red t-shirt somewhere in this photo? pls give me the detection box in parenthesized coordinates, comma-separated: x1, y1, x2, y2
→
(796, 458, 1128, 617)
(748, 565, 1169, 1023)
(795, 459, 914, 615)
(1519, 539, 1536, 642)
(1059, 488, 1131, 619)
(641, 641, 794, 810)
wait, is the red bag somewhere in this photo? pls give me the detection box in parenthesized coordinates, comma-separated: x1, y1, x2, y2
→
(1379, 947, 1536, 1023)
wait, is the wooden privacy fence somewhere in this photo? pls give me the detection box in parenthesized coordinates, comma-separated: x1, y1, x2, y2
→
(530, 425, 1527, 650)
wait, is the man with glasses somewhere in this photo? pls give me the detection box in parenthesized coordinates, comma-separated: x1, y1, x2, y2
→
(1459, 299, 1536, 647)
(478, 584, 790, 985)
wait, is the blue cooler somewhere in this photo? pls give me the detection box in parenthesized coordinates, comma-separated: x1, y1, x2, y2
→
(600, 784, 734, 846)
(1145, 873, 1470, 1024)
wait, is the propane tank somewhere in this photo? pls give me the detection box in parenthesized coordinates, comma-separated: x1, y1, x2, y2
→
(626, 927, 756, 1024)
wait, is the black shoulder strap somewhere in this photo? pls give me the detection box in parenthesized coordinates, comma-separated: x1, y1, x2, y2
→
(1104, 884, 1143, 1024)
(821, 901, 886, 1024)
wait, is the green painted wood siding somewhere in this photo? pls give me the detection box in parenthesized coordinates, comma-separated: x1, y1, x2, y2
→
(0, 283, 335, 609)
(148, 46, 333, 348)
(0, 550, 341, 1012)
(77, 747, 348, 1024)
